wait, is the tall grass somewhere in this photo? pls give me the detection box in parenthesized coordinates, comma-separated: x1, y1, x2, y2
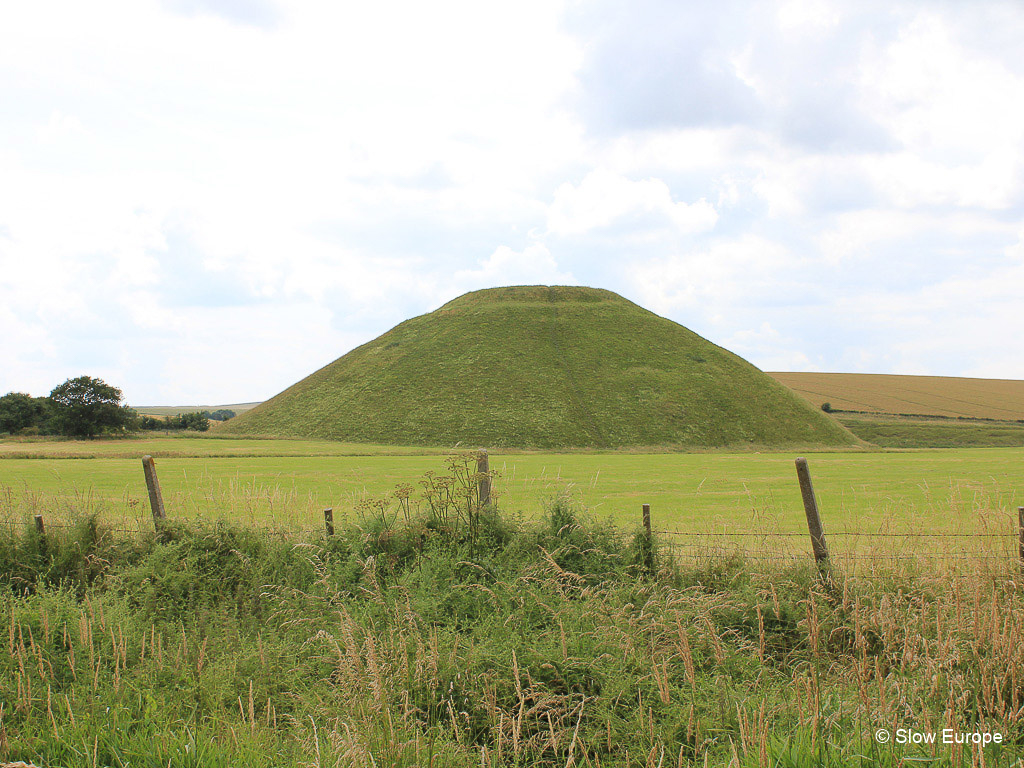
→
(1, 455, 1022, 766)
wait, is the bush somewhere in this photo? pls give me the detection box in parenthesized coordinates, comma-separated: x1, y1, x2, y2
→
(137, 411, 211, 432)
(0, 392, 49, 434)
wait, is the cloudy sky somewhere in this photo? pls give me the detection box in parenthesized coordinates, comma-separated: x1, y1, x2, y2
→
(2, 0, 1023, 405)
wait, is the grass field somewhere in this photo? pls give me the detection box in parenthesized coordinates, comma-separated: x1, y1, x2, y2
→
(131, 402, 260, 418)
(0, 434, 450, 459)
(2, 438, 1020, 552)
(4, 438, 1024, 766)
(3, 456, 1023, 766)
(770, 371, 1024, 420)
(838, 414, 1024, 448)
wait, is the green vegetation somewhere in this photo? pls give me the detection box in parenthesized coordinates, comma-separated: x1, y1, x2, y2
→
(204, 409, 236, 422)
(2, 455, 1021, 766)
(0, 392, 51, 434)
(1, 377, 225, 440)
(47, 376, 135, 438)
(221, 286, 856, 449)
(138, 411, 211, 432)
(135, 403, 259, 418)
(839, 414, 1024, 448)
(2, 440, 1021, 548)
(0, 434, 445, 460)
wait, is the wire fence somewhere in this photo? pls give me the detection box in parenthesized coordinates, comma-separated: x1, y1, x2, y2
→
(2, 453, 1022, 570)
(2, 512, 1022, 569)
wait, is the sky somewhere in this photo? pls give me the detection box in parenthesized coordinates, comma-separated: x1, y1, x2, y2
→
(2, 0, 1023, 405)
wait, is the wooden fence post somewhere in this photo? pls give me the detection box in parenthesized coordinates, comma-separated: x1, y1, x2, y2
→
(477, 450, 491, 507)
(142, 455, 167, 537)
(1018, 507, 1023, 574)
(324, 508, 335, 537)
(639, 503, 655, 570)
(795, 457, 829, 565)
(33, 513, 47, 559)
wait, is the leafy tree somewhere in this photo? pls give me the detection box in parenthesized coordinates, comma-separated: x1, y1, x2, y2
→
(204, 409, 236, 421)
(177, 411, 210, 431)
(0, 392, 49, 434)
(49, 376, 133, 438)
(138, 411, 210, 432)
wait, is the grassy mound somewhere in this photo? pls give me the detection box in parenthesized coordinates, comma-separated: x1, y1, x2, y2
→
(221, 286, 855, 448)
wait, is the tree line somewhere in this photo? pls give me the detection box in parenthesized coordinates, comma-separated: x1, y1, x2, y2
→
(0, 376, 235, 438)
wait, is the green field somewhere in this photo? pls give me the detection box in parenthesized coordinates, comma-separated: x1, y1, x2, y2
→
(5, 437, 1024, 766)
(0, 434, 450, 459)
(838, 414, 1024, 448)
(132, 401, 260, 417)
(2, 438, 1020, 553)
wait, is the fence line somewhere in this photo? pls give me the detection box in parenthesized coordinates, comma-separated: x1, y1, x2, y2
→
(652, 530, 1013, 538)
(1, 518, 1018, 540)
(1, 455, 1021, 568)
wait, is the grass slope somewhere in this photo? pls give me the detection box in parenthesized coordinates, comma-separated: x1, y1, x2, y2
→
(769, 371, 1024, 420)
(838, 414, 1024, 448)
(222, 286, 855, 448)
(133, 402, 261, 417)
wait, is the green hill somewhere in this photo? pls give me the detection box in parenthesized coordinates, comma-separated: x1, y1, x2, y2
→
(220, 286, 857, 448)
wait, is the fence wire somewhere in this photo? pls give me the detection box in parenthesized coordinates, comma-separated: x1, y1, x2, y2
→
(2, 513, 1021, 567)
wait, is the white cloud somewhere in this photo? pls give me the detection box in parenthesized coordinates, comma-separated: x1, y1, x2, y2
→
(628, 235, 799, 317)
(3, 0, 1024, 402)
(548, 169, 717, 236)
(828, 260, 1024, 379)
(860, 12, 1024, 209)
(724, 321, 816, 372)
(451, 244, 576, 295)
(140, 302, 349, 404)
(776, 0, 840, 32)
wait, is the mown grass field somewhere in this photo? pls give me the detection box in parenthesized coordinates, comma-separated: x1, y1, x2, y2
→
(0, 434, 447, 459)
(770, 371, 1024, 421)
(2, 438, 1021, 550)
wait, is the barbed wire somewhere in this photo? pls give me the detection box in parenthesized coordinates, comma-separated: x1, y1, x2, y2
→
(0, 517, 1019, 537)
(1, 512, 1021, 569)
(652, 529, 1015, 539)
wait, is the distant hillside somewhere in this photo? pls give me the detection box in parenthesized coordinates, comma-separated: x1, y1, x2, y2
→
(132, 402, 261, 418)
(220, 286, 856, 449)
(768, 372, 1024, 421)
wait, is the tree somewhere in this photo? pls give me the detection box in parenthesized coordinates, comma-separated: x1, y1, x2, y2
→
(204, 409, 236, 421)
(137, 411, 210, 432)
(175, 411, 210, 431)
(0, 392, 49, 434)
(49, 376, 134, 438)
